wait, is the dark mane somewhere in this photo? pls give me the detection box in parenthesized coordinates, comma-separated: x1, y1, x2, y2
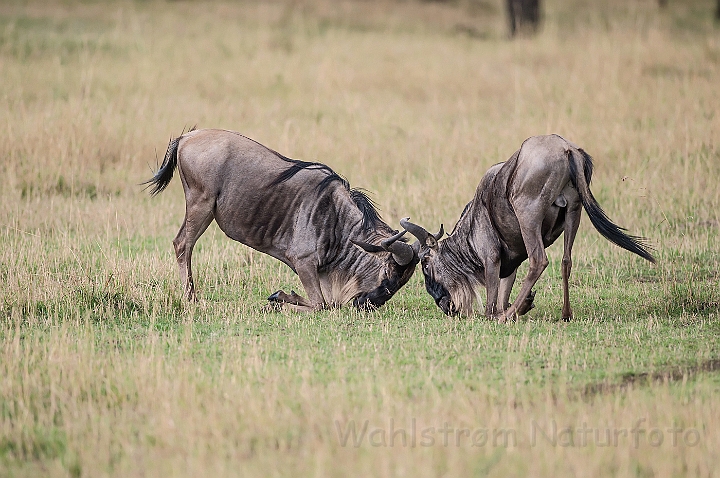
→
(350, 188, 382, 232)
(449, 201, 472, 236)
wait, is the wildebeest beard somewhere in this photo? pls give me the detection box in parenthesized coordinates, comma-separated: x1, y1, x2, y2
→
(422, 272, 455, 315)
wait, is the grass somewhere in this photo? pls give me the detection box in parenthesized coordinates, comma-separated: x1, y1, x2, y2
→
(1, 0, 720, 476)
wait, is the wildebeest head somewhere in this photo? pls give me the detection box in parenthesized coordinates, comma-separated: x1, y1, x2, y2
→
(399, 218, 461, 316)
(351, 229, 420, 309)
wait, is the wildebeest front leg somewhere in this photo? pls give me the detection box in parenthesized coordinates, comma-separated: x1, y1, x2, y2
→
(516, 289, 536, 316)
(267, 290, 316, 311)
(498, 269, 516, 312)
(484, 256, 502, 318)
(499, 270, 536, 316)
(267, 260, 326, 312)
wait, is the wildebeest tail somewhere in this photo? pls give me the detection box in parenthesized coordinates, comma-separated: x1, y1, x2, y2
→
(143, 135, 181, 196)
(567, 148, 656, 263)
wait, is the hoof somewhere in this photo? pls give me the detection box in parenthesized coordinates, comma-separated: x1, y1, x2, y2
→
(517, 290, 536, 316)
(526, 289, 536, 309)
(267, 290, 303, 306)
(562, 316, 572, 322)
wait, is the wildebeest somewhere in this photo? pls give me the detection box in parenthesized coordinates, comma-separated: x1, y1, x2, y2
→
(401, 134, 655, 322)
(145, 128, 418, 311)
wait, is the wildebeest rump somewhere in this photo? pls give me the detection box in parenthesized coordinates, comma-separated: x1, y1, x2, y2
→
(402, 134, 655, 321)
(145, 128, 418, 311)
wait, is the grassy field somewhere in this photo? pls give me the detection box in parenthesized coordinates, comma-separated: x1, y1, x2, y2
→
(1, 0, 719, 476)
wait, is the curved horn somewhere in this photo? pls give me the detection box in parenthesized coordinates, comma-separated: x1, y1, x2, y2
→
(352, 231, 416, 266)
(382, 230, 415, 266)
(400, 217, 430, 243)
(350, 239, 384, 254)
(400, 217, 441, 249)
(380, 229, 407, 249)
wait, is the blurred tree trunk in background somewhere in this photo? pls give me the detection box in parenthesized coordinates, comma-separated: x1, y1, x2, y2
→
(659, 0, 719, 22)
(507, 0, 541, 37)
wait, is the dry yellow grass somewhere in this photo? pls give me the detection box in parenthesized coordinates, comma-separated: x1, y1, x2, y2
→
(1, 0, 719, 476)
(2, 320, 719, 477)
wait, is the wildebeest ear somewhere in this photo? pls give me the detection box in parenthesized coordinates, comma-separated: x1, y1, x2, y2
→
(424, 224, 444, 248)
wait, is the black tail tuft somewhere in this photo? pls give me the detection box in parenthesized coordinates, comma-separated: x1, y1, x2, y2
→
(569, 149, 656, 263)
(143, 136, 181, 196)
(582, 194, 656, 263)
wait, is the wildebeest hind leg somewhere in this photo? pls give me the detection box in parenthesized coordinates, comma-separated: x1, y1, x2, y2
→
(498, 270, 516, 312)
(173, 198, 215, 301)
(561, 206, 582, 321)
